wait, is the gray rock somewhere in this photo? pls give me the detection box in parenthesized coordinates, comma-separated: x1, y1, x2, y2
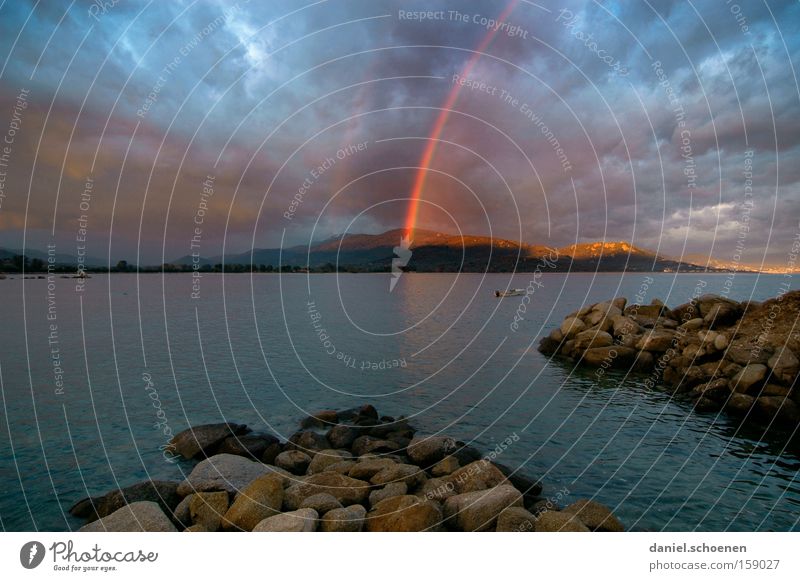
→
(275, 450, 312, 475)
(299, 493, 343, 514)
(168, 423, 249, 459)
(252, 508, 318, 532)
(326, 424, 359, 449)
(177, 454, 290, 496)
(369, 482, 408, 507)
(79, 501, 177, 532)
(443, 485, 523, 531)
(320, 504, 367, 532)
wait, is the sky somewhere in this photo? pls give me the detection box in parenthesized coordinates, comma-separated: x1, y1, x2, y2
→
(0, 0, 798, 267)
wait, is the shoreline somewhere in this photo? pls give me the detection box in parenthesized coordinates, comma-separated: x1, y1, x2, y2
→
(69, 405, 624, 533)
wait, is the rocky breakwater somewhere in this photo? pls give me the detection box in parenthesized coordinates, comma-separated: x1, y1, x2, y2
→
(70, 404, 624, 532)
(539, 290, 800, 427)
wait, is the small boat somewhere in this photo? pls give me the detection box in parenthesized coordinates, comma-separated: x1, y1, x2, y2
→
(495, 289, 526, 298)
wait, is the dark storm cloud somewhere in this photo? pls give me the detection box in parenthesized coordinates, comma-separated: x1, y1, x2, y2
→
(0, 0, 798, 266)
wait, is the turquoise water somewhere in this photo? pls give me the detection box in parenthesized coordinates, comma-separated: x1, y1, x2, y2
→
(0, 272, 798, 531)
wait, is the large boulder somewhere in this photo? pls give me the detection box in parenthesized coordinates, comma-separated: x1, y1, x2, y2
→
(437, 460, 506, 495)
(636, 330, 676, 353)
(369, 482, 408, 507)
(365, 495, 443, 532)
(495, 506, 536, 532)
(754, 396, 800, 425)
(221, 473, 284, 531)
(582, 346, 636, 367)
(560, 317, 587, 339)
(306, 449, 352, 475)
(177, 454, 290, 496)
(300, 410, 339, 429)
(561, 499, 624, 532)
(726, 393, 755, 415)
(283, 472, 370, 510)
(534, 510, 590, 532)
(168, 423, 249, 459)
(252, 508, 318, 532)
(406, 435, 456, 466)
(189, 491, 228, 532)
(573, 329, 613, 350)
(286, 431, 331, 455)
(370, 463, 427, 488)
(443, 485, 523, 531)
(216, 434, 277, 459)
(299, 493, 342, 515)
(768, 347, 799, 385)
(351, 436, 401, 457)
(348, 457, 397, 480)
(326, 425, 359, 449)
(320, 504, 367, 532)
(275, 450, 312, 475)
(79, 501, 177, 532)
(731, 364, 768, 393)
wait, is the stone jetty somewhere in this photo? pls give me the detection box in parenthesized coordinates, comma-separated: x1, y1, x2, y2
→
(538, 290, 800, 427)
(70, 405, 624, 532)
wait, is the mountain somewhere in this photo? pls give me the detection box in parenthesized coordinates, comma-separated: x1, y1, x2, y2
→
(168, 229, 720, 273)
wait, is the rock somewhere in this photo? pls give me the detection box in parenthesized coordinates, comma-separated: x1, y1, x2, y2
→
(351, 436, 401, 456)
(283, 472, 371, 510)
(177, 454, 290, 496)
(586, 305, 622, 327)
(562, 499, 624, 531)
(261, 442, 282, 465)
(495, 506, 536, 532)
(573, 329, 613, 350)
(714, 334, 729, 351)
(216, 434, 277, 459)
(252, 508, 318, 532)
(438, 460, 507, 495)
(349, 457, 397, 480)
(625, 304, 670, 319)
(636, 329, 676, 352)
(369, 482, 408, 507)
(726, 393, 755, 415)
(371, 463, 427, 487)
(611, 315, 640, 337)
(306, 449, 352, 474)
(443, 485, 523, 531)
(702, 300, 743, 328)
(326, 424, 360, 449)
(768, 346, 799, 385)
(560, 317, 587, 339)
(324, 460, 357, 474)
(548, 327, 564, 343)
(189, 491, 229, 531)
(678, 318, 705, 332)
(406, 435, 456, 466)
(731, 364, 768, 393)
(173, 495, 193, 528)
(286, 431, 331, 455)
(183, 524, 207, 532)
(221, 473, 284, 531)
(534, 510, 590, 532)
(275, 450, 312, 475)
(358, 404, 379, 419)
(761, 384, 791, 397)
(695, 397, 723, 412)
(431, 456, 460, 476)
(82, 480, 181, 523)
(68, 497, 100, 521)
(299, 493, 343, 514)
(168, 423, 249, 460)
(79, 501, 177, 532)
(300, 410, 339, 429)
(754, 396, 800, 425)
(691, 378, 730, 400)
(320, 504, 367, 532)
(582, 346, 636, 367)
(366, 495, 443, 532)
(724, 343, 772, 366)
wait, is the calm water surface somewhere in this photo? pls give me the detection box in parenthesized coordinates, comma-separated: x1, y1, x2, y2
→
(1, 272, 798, 531)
